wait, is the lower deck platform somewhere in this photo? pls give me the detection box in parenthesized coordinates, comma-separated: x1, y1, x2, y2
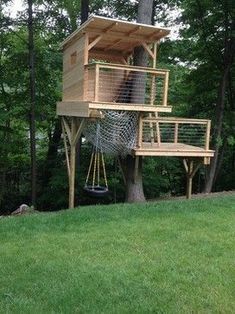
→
(133, 143, 214, 158)
(57, 101, 172, 117)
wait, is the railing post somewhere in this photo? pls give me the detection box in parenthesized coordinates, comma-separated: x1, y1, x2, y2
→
(162, 71, 169, 107)
(150, 73, 156, 105)
(83, 66, 88, 101)
(156, 120, 161, 146)
(94, 64, 100, 102)
(205, 120, 211, 150)
(174, 123, 179, 144)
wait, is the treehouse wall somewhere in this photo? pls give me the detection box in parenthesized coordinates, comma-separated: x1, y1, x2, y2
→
(62, 36, 87, 101)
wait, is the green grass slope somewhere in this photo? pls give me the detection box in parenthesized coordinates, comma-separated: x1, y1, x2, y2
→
(1, 196, 235, 313)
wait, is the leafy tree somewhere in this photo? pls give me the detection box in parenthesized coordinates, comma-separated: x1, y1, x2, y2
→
(175, 0, 235, 192)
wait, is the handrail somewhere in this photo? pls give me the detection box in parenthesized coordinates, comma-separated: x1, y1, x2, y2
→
(86, 62, 169, 106)
(142, 117, 209, 124)
(85, 62, 169, 76)
(137, 116, 211, 151)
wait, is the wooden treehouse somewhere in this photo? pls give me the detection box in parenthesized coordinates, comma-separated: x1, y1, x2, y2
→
(57, 15, 214, 208)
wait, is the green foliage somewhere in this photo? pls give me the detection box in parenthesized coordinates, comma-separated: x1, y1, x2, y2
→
(1, 195, 235, 312)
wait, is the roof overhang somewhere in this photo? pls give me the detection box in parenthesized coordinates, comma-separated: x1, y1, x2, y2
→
(61, 15, 170, 54)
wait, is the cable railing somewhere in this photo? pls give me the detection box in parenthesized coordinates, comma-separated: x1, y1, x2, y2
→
(85, 62, 169, 107)
(137, 117, 211, 150)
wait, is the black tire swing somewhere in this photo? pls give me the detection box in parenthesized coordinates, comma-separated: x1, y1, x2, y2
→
(84, 123, 109, 198)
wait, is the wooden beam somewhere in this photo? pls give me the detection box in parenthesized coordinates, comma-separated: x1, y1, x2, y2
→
(121, 57, 128, 65)
(203, 157, 211, 165)
(84, 33, 89, 65)
(147, 30, 161, 40)
(87, 22, 118, 51)
(62, 117, 71, 145)
(183, 158, 188, 173)
(89, 102, 172, 113)
(57, 101, 90, 118)
(127, 26, 142, 36)
(174, 123, 179, 144)
(103, 22, 118, 33)
(190, 162, 201, 179)
(94, 64, 100, 101)
(88, 35, 103, 50)
(150, 43, 157, 107)
(142, 117, 208, 124)
(69, 118, 77, 209)
(86, 61, 169, 75)
(152, 42, 157, 68)
(104, 38, 123, 51)
(183, 159, 202, 199)
(86, 30, 166, 44)
(73, 118, 85, 146)
(156, 121, 161, 146)
(134, 150, 214, 157)
(162, 71, 169, 106)
(61, 120, 71, 178)
(88, 49, 129, 61)
(88, 22, 119, 51)
(141, 42, 155, 59)
(205, 120, 211, 150)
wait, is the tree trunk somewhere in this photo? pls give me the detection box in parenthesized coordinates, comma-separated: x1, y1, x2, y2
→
(124, 156, 145, 202)
(76, 0, 89, 180)
(123, 0, 154, 203)
(81, 0, 89, 24)
(204, 31, 235, 192)
(27, 0, 37, 208)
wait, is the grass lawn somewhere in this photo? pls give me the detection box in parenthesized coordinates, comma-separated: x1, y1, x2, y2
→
(0, 195, 235, 313)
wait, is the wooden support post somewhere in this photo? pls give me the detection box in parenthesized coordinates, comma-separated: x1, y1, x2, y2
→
(205, 120, 211, 150)
(183, 158, 201, 199)
(61, 117, 85, 209)
(61, 120, 70, 177)
(94, 64, 100, 101)
(150, 73, 156, 106)
(162, 71, 169, 107)
(174, 123, 179, 144)
(69, 117, 76, 209)
(156, 121, 161, 146)
(149, 45, 158, 145)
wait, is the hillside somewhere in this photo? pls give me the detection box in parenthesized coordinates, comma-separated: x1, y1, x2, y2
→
(1, 195, 235, 313)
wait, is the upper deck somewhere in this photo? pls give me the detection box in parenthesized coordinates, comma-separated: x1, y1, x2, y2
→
(57, 15, 171, 117)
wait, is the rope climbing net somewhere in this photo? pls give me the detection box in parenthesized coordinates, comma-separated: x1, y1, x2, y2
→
(83, 110, 138, 156)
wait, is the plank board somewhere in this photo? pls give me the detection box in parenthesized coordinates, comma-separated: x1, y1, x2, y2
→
(57, 101, 172, 117)
(57, 101, 90, 117)
(133, 142, 214, 157)
(89, 102, 172, 112)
